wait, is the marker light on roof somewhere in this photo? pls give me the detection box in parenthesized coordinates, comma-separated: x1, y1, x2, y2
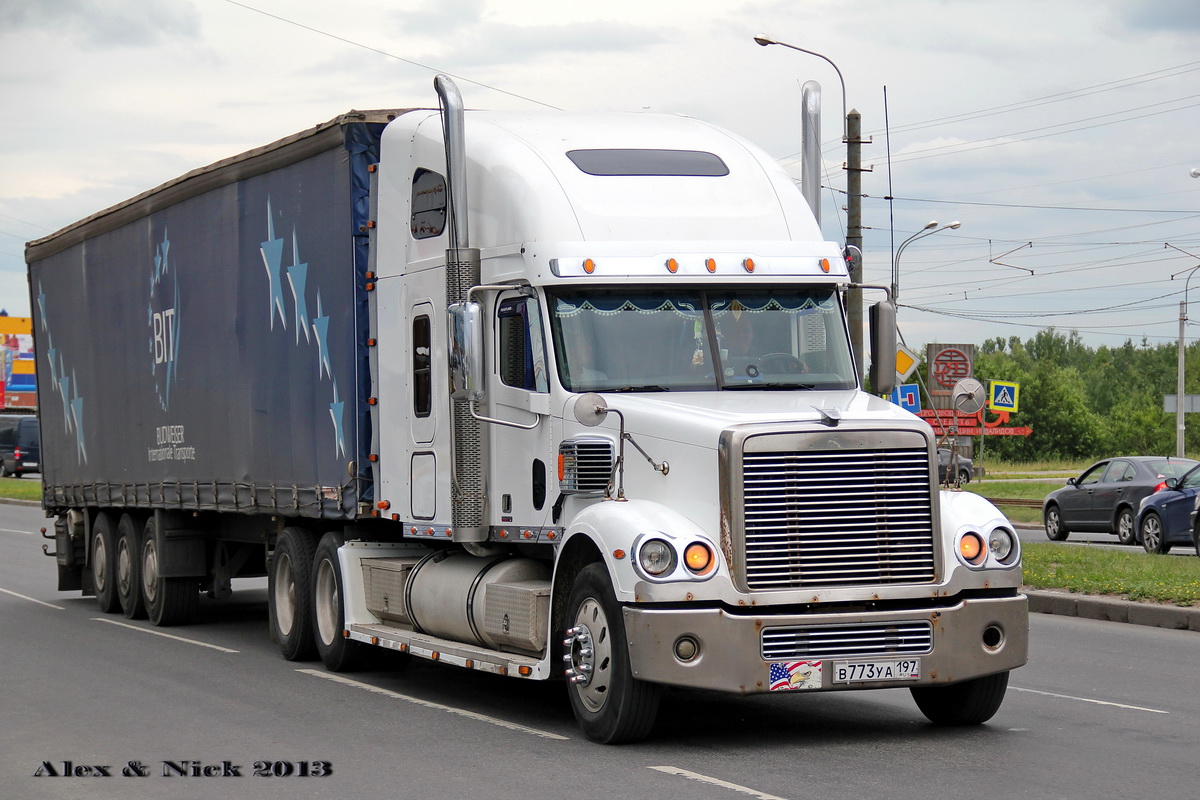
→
(743, 258, 755, 273)
(820, 258, 831, 272)
(705, 258, 717, 273)
(666, 257, 678, 273)
(583, 258, 596, 274)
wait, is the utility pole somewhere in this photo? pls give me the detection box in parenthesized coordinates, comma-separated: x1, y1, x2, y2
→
(1179, 300, 1187, 457)
(845, 109, 868, 382)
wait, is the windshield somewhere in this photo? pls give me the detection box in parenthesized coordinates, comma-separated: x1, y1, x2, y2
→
(548, 287, 856, 392)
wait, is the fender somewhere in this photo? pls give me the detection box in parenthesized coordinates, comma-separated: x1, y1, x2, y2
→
(938, 489, 1023, 590)
(557, 498, 725, 602)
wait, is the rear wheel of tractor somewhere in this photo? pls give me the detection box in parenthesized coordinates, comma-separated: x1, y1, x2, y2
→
(911, 671, 1010, 725)
(1044, 505, 1069, 541)
(116, 513, 146, 619)
(269, 527, 318, 661)
(91, 512, 119, 613)
(141, 516, 199, 627)
(563, 563, 660, 744)
(313, 532, 368, 671)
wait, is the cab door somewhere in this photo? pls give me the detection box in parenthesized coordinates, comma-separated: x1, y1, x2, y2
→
(486, 290, 555, 528)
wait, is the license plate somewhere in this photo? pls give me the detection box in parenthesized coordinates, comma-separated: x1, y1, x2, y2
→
(832, 658, 921, 684)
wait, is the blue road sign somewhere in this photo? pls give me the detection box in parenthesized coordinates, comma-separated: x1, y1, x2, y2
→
(989, 380, 1020, 412)
(890, 383, 921, 413)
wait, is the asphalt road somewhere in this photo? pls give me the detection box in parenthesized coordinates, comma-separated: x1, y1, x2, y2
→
(3, 502, 1199, 800)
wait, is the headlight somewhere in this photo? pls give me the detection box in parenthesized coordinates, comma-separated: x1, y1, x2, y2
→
(958, 531, 986, 566)
(684, 542, 715, 576)
(989, 528, 1018, 565)
(638, 539, 677, 576)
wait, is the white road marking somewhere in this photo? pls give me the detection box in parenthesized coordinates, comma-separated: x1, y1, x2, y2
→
(298, 669, 569, 740)
(1011, 686, 1168, 714)
(0, 527, 35, 535)
(0, 586, 64, 609)
(91, 618, 239, 653)
(649, 767, 790, 800)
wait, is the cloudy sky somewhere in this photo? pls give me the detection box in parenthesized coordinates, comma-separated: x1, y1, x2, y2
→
(2, 0, 1199, 351)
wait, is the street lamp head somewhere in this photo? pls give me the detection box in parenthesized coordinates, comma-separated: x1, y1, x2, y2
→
(946, 221, 962, 230)
(753, 34, 776, 46)
(1191, 167, 1200, 178)
(922, 220, 938, 231)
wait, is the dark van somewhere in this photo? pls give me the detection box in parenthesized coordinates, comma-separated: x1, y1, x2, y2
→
(0, 415, 39, 477)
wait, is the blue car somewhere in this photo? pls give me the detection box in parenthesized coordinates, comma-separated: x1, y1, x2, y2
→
(1134, 462, 1200, 554)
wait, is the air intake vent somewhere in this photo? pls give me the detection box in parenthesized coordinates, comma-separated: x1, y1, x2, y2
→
(559, 437, 615, 495)
(762, 621, 933, 660)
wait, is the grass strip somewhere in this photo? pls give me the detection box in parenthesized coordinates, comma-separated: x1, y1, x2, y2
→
(1022, 542, 1200, 607)
(0, 478, 43, 502)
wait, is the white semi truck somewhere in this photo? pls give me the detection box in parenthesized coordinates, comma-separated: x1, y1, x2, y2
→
(30, 76, 1027, 743)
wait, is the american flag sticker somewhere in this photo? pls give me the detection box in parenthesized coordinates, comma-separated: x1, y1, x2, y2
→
(769, 660, 823, 691)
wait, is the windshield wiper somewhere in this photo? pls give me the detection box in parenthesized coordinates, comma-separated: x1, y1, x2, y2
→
(722, 382, 814, 391)
(611, 385, 672, 393)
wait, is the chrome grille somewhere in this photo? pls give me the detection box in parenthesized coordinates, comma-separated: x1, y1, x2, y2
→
(762, 621, 933, 660)
(559, 438, 614, 495)
(742, 447, 935, 589)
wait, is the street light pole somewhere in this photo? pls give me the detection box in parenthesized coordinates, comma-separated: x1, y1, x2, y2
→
(753, 34, 864, 376)
(1168, 240, 1200, 457)
(753, 35, 847, 141)
(893, 220, 961, 301)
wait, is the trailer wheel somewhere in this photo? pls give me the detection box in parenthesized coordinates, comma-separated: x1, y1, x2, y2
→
(563, 563, 660, 744)
(910, 670, 1009, 726)
(269, 527, 318, 661)
(313, 532, 368, 671)
(116, 513, 146, 619)
(141, 516, 198, 627)
(91, 512, 119, 613)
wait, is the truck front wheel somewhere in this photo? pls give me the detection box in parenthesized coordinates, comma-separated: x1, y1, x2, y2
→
(269, 527, 318, 661)
(140, 516, 198, 627)
(910, 670, 1009, 725)
(91, 512, 119, 613)
(563, 563, 660, 744)
(313, 532, 367, 671)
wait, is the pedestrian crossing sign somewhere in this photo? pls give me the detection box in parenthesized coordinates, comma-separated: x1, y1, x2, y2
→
(989, 380, 1020, 412)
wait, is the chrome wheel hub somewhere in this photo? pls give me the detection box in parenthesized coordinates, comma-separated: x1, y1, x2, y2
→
(563, 597, 613, 713)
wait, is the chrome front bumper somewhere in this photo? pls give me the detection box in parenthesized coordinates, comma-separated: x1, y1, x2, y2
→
(623, 594, 1028, 694)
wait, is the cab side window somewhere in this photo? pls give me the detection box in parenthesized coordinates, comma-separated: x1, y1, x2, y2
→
(413, 315, 432, 416)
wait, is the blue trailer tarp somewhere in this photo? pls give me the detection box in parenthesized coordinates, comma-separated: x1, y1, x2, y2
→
(27, 116, 390, 519)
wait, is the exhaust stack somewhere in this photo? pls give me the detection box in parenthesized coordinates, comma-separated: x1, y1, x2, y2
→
(434, 74, 487, 542)
(801, 80, 821, 225)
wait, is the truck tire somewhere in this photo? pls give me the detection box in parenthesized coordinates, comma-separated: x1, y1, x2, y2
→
(910, 670, 1009, 725)
(116, 513, 147, 619)
(563, 563, 660, 744)
(141, 516, 199, 627)
(91, 512, 119, 613)
(313, 532, 367, 671)
(269, 527, 318, 661)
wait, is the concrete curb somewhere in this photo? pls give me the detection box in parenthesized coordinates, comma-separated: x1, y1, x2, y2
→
(1026, 589, 1200, 633)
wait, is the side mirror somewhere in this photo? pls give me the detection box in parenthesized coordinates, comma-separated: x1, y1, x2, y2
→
(573, 393, 608, 427)
(448, 301, 484, 402)
(868, 300, 897, 396)
(1067, 478, 1078, 487)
